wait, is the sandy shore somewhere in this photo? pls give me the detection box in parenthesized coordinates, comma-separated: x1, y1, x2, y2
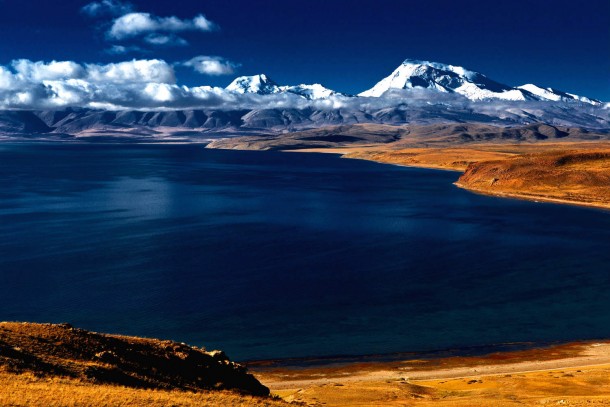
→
(253, 342, 610, 406)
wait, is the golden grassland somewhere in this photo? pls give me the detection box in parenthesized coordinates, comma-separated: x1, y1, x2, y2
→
(0, 370, 288, 407)
(342, 146, 514, 171)
(0, 322, 286, 406)
(455, 148, 610, 209)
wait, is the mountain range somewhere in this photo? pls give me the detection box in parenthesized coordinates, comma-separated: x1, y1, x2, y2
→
(358, 60, 601, 104)
(0, 59, 607, 140)
(224, 60, 601, 105)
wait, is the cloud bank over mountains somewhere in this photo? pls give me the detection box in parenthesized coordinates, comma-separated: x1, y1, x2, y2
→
(0, 58, 347, 110)
(0, 57, 608, 114)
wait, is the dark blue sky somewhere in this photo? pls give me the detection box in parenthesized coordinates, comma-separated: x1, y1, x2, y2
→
(0, 0, 608, 99)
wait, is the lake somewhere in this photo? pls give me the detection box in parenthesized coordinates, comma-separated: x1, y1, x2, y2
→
(1, 143, 610, 361)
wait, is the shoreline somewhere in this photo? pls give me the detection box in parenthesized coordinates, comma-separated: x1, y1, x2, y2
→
(455, 182, 610, 211)
(251, 340, 610, 405)
(244, 340, 589, 369)
(248, 339, 610, 377)
(282, 145, 610, 212)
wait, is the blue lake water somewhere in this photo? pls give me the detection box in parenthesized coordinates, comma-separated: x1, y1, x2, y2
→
(1, 143, 610, 361)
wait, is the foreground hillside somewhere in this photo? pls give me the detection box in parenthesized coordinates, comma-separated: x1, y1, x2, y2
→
(0, 322, 285, 406)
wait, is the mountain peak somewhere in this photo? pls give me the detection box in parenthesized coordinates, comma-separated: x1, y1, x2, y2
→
(359, 58, 599, 105)
(226, 74, 281, 95)
(359, 59, 519, 99)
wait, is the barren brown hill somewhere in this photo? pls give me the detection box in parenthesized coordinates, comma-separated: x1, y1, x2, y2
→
(343, 148, 514, 171)
(456, 150, 610, 208)
(0, 322, 287, 406)
(206, 123, 610, 151)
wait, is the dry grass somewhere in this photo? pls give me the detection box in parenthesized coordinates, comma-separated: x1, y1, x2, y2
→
(0, 371, 288, 407)
(270, 368, 610, 407)
(344, 147, 514, 171)
(456, 148, 610, 209)
(0, 322, 286, 406)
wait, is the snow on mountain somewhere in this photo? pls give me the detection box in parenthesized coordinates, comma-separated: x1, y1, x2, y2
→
(279, 84, 339, 100)
(358, 59, 601, 105)
(359, 59, 532, 101)
(517, 84, 602, 105)
(225, 74, 281, 95)
(226, 75, 342, 100)
(224, 62, 601, 106)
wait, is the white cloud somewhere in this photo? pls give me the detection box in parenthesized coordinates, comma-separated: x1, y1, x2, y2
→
(108, 12, 217, 40)
(143, 83, 177, 103)
(105, 44, 147, 55)
(183, 56, 240, 76)
(0, 59, 460, 110)
(85, 59, 176, 84)
(0, 66, 19, 90)
(12, 60, 85, 82)
(0, 59, 186, 109)
(43, 79, 94, 107)
(82, 0, 134, 17)
(144, 34, 188, 47)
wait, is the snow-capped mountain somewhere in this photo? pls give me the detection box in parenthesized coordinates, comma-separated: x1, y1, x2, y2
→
(279, 84, 340, 100)
(225, 74, 281, 95)
(517, 84, 602, 105)
(224, 62, 599, 105)
(359, 59, 599, 105)
(359, 59, 527, 100)
(226, 75, 341, 100)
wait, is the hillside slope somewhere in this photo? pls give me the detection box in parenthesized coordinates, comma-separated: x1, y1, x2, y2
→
(456, 150, 610, 208)
(0, 322, 273, 400)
